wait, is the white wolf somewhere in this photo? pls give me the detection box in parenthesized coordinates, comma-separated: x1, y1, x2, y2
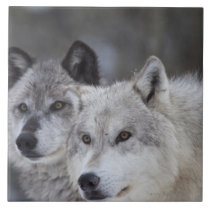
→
(8, 41, 100, 201)
(67, 56, 202, 201)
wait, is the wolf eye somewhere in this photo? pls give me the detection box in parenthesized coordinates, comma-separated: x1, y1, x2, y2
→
(82, 135, 91, 144)
(50, 101, 65, 111)
(116, 131, 132, 144)
(18, 103, 28, 112)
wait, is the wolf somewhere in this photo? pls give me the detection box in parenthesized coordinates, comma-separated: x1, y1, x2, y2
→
(8, 40, 100, 201)
(67, 56, 202, 201)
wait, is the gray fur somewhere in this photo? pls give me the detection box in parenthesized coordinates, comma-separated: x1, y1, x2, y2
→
(9, 47, 34, 89)
(22, 117, 40, 133)
(62, 40, 99, 85)
(67, 56, 202, 201)
(8, 41, 100, 201)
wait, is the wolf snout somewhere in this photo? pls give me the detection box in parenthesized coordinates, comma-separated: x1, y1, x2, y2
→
(16, 133, 37, 154)
(78, 173, 100, 192)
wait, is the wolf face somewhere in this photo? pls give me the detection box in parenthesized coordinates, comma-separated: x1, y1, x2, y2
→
(67, 57, 185, 201)
(9, 41, 100, 164)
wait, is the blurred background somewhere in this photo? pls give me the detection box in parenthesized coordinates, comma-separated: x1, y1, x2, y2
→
(8, 7, 203, 201)
(9, 7, 203, 82)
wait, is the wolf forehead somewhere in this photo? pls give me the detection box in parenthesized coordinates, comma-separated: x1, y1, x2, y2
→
(17, 61, 76, 98)
(77, 83, 150, 131)
(25, 60, 76, 88)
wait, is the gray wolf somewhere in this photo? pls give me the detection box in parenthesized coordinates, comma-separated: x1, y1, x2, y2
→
(67, 56, 202, 201)
(8, 41, 100, 201)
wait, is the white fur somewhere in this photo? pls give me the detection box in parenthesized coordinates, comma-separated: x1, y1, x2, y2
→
(67, 56, 202, 201)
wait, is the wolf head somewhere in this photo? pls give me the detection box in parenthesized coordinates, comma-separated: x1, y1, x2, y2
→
(8, 41, 100, 164)
(67, 56, 179, 201)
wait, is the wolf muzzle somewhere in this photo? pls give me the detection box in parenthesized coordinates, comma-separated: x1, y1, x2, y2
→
(16, 133, 40, 158)
(78, 173, 100, 192)
(78, 173, 107, 200)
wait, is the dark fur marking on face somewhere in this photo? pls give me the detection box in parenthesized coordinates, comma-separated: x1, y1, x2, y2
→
(22, 117, 40, 133)
(138, 136, 160, 147)
(79, 100, 83, 112)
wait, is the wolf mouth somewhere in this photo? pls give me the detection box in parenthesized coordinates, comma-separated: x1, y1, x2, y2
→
(84, 186, 130, 201)
(116, 186, 130, 198)
(22, 147, 63, 161)
(84, 192, 107, 201)
(21, 151, 43, 160)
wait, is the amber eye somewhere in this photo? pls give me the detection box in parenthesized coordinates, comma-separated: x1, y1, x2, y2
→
(18, 103, 28, 112)
(82, 135, 91, 144)
(51, 101, 65, 111)
(116, 131, 132, 144)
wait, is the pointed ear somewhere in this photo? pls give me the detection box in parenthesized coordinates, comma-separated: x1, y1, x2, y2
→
(61, 40, 99, 85)
(133, 56, 169, 105)
(9, 47, 34, 89)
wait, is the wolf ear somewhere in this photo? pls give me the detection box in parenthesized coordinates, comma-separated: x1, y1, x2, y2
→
(9, 47, 34, 89)
(61, 40, 99, 85)
(133, 56, 169, 105)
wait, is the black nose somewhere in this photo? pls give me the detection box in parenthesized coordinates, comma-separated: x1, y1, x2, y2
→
(16, 133, 37, 152)
(78, 173, 100, 192)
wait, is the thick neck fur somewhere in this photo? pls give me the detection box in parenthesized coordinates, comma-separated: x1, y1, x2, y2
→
(158, 75, 202, 201)
(10, 148, 81, 201)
